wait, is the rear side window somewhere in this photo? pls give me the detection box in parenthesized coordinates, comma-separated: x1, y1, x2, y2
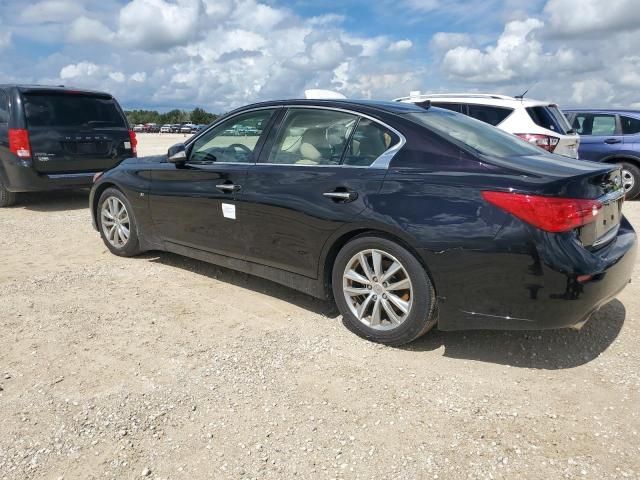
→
(23, 93, 126, 128)
(432, 102, 466, 114)
(573, 114, 617, 136)
(0, 90, 8, 123)
(343, 119, 399, 167)
(526, 105, 572, 134)
(621, 115, 640, 135)
(467, 104, 513, 126)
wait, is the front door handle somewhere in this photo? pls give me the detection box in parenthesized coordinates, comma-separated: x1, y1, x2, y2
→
(216, 183, 241, 192)
(323, 190, 358, 202)
(605, 138, 622, 144)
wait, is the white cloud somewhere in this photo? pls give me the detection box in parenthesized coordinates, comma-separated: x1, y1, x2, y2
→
(68, 17, 114, 43)
(544, 0, 640, 35)
(429, 32, 471, 53)
(388, 40, 413, 52)
(21, 0, 85, 24)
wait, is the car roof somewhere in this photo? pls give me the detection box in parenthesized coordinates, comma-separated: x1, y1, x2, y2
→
(0, 83, 113, 98)
(232, 99, 427, 116)
(564, 108, 640, 116)
(394, 93, 554, 108)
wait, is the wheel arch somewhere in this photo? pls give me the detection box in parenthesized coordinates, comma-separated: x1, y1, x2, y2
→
(601, 155, 640, 167)
(91, 181, 120, 223)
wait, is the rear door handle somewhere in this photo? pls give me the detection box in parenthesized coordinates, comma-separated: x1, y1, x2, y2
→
(216, 183, 241, 192)
(323, 190, 358, 202)
(604, 138, 622, 144)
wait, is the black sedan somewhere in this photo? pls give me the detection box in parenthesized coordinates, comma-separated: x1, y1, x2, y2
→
(90, 99, 636, 345)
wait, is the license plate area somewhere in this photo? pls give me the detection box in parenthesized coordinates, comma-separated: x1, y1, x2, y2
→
(63, 141, 110, 155)
(579, 197, 623, 248)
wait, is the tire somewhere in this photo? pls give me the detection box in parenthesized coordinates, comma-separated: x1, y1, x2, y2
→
(619, 162, 640, 200)
(97, 187, 141, 257)
(0, 174, 16, 207)
(332, 235, 437, 346)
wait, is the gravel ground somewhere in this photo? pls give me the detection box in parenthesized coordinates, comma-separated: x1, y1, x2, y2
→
(0, 135, 639, 479)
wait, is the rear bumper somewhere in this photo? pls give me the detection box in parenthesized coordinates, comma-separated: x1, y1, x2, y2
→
(1, 159, 94, 192)
(428, 217, 637, 331)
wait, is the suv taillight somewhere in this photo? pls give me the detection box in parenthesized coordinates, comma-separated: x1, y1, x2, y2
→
(8, 129, 32, 159)
(482, 191, 602, 233)
(128, 130, 138, 156)
(515, 133, 560, 153)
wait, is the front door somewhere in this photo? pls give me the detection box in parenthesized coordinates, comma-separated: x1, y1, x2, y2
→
(241, 108, 400, 278)
(148, 108, 278, 258)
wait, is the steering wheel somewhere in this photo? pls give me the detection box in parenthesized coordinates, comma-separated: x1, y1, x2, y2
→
(227, 143, 252, 154)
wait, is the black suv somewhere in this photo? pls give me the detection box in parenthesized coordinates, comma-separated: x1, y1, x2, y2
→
(0, 85, 136, 207)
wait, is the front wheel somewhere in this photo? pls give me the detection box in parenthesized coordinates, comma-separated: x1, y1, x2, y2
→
(97, 188, 141, 257)
(620, 162, 640, 200)
(332, 235, 437, 346)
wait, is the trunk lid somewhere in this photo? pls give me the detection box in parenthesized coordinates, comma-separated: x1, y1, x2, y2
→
(22, 91, 133, 174)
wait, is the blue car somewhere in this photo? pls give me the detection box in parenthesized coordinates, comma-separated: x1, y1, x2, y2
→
(564, 109, 640, 199)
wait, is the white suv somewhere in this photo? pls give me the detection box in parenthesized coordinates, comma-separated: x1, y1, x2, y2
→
(394, 92, 580, 158)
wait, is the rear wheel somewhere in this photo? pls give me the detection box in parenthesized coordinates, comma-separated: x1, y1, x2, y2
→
(97, 188, 141, 257)
(332, 235, 437, 346)
(0, 174, 16, 207)
(620, 162, 640, 200)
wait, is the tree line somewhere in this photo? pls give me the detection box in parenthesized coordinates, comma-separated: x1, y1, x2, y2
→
(125, 107, 219, 125)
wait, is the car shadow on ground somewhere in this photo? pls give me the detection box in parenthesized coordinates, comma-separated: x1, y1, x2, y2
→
(14, 189, 90, 212)
(403, 299, 626, 370)
(141, 251, 338, 318)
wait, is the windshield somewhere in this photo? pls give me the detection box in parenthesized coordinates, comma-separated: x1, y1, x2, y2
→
(23, 93, 126, 128)
(407, 109, 547, 157)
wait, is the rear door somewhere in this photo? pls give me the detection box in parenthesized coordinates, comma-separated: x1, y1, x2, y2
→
(240, 107, 399, 278)
(571, 112, 623, 161)
(21, 90, 133, 173)
(620, 115, 640, 152)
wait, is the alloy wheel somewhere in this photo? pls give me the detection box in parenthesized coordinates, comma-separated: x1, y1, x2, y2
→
(621, 168, 635, 194)
(342, 249, 413, 330)
(101, 196, 131, 248)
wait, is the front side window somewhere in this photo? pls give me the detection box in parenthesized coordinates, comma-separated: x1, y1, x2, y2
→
(574, 114, 617, 136)
(467, 104, 513, 126)
(189, 109, 275, 164)
(621, 115, 640, 135)
(268, 109, 357, 165)
(343, 119, 399, 167)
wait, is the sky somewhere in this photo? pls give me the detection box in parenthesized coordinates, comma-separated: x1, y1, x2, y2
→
(0, 0, 639, 112)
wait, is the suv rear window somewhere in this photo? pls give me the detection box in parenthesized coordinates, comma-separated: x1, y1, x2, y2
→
(467, 104, 513, 126)
(23, 93, 126, 128)
(526, 105, 572, 134)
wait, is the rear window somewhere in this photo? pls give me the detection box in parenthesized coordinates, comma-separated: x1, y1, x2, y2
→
(526, 105, 572, 134)
(0, 90, 8, 123)
(467, 104, 513, 126)
(407, 109, 545, 158)
(432, 102, 466, 114)
(23, 93, 126, 128)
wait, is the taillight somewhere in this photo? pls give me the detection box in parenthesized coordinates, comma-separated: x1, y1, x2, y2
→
(482, 191, 602, 233)
(8, 129, 32, 159)
(515, 133, 560, 153)
(128, 130, 138, 156)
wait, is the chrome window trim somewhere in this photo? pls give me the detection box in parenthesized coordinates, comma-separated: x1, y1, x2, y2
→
(188, 104, 406, 170)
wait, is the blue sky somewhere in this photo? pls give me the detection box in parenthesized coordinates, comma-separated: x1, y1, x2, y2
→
(0, 0, 638, 111)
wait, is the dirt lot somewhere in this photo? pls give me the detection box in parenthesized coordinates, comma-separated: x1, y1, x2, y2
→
(1, 134, 639, 480)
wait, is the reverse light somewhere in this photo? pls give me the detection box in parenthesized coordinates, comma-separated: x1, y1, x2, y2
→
(515, 133, 560, 153)
(128, 130, 138, 156)
(482, 191, 602, 233)
(8, 129, 32, 159)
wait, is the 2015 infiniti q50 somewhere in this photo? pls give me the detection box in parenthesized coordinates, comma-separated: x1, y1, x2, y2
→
(90, 99, 636, 345)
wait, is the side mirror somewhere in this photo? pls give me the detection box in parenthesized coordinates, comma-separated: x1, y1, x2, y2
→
(168, 143, 187, 163)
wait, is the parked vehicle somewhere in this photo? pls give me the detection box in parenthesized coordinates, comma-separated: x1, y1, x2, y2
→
(395, 93, 580, 159)
(0, 84, 135, 207)
(180, 124, 195, 134)
(133, 124, 144, 132)
(564, 109, 640, 199)
(160, 124, 172, 133)
(90, 99, 635, 345)
(144, 123, 159, 133)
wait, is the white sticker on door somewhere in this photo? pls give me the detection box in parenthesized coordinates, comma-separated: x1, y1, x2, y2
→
(124, 141, 131, 149)
(222, 203, 236, 220)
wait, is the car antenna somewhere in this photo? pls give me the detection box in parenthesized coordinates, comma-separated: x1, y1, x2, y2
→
(515, 82, 536, 100)
(416, 99, 431, 110)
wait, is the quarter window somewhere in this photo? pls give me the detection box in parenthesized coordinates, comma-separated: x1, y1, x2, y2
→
(432, 102, 466, 114)
(621, 115, 640, 135)
(343, 119, 399, 167)
(189, 109, 275, 164)
(0, 91, 9, 124)
(268, 109, 357, 165)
